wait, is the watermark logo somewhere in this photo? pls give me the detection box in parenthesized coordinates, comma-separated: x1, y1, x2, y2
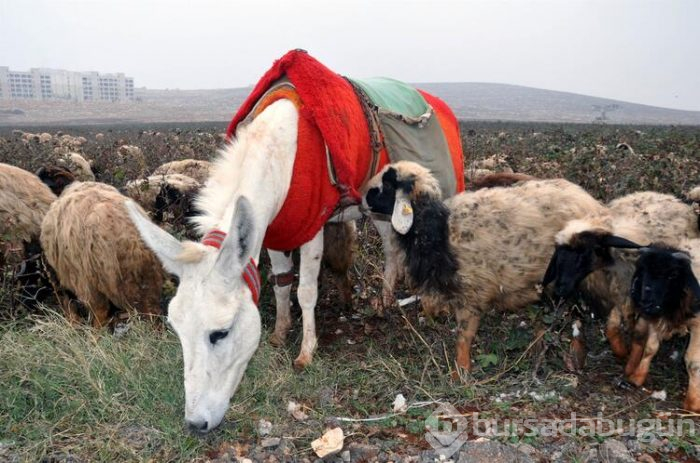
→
(424, 402, 696, 457)
(424, 403, 469, 458)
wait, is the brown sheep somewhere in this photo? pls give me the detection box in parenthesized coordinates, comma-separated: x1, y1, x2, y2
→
(363, 161, 607, 372)
(467, 172, 536, 190)
(625, 240, 700, 411)
(41, 182, 164, 327)
(322, 222, 356, 308)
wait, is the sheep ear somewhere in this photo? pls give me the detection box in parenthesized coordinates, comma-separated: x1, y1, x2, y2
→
(689, 273, 700, 302)
(215, 196, 256, 280)
(600, 235, 642, 249)
(391, 191, 414, 234)
(124, 200, 184, 276)
(672, 252, 692, 263)
(542, 248, 560, 287)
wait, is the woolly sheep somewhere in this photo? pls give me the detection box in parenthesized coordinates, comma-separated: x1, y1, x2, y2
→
(0, 163, 56, 245)
(624, 240, 700, 411)
(124, 173, 201, 225)
(41, 182, 164, 327)
(543, 191, 700, 359)
(363, 161, 607, 372)
(50, 152, 95, 182)
(152, 159, 212, 184)
(0, 163, 59, 305)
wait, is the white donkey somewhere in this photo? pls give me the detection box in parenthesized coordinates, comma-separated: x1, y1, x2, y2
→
(127, 92, 461, 432)
(127, 100, 357, 432)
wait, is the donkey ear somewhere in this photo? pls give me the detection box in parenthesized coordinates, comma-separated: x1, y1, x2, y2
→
(542, 248, 560, 287)
(124, 200, 185, 276)
(215, 196, 256, 279)
(391, 190, 414, 234)
(600, 235, 642, 249)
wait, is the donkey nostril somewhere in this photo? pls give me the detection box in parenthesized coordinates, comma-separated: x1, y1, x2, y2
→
(186, 420, 208, 433)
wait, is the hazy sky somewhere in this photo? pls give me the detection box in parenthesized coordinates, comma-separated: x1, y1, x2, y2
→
(1, 0, 699, 110)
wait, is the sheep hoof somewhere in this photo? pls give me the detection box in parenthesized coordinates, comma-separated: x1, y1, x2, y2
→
(616, 378, 636, 391)
(683, 395, 700, 413)
(451, 367, 473, 383)
(293, 355, 312, 371)
(625, 371, 647, 388)
(370, 297, 386, 317)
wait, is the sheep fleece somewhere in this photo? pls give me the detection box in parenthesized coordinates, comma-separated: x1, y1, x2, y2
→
(41, 182, 163, 316)
(427, 179, 607, 314)
(0, 163, 56, 243)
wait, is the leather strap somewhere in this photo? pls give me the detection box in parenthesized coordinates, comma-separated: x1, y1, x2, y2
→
(201, 229, 261, 305)
(269, 270, 295, 287)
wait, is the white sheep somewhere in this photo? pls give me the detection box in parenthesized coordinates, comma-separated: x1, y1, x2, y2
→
(152, 159, 211, 184)
(362, 160, 608, 372)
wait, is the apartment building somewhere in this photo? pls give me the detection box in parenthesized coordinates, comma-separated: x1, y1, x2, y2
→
(0, 67, 135, 102)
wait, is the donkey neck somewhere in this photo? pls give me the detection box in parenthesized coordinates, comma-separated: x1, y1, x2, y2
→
(197, 99, 299, 257)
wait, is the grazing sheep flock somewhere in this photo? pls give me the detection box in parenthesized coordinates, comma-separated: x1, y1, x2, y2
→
(1, 126, 700, 432)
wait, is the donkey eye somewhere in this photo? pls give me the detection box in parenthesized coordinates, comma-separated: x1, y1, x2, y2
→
(209, 330, 229, 345)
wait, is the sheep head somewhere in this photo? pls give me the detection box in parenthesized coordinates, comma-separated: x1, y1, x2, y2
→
(35, 165, 76, 196)
(631, 244, 700, 319)
(543, 219, 641, 298)
(363, 161, 441, 234)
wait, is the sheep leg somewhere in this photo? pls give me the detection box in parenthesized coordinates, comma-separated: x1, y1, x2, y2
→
(268, 250, 294, 347)
(624, 317, 649, 379)
(58, 292, 81, 325)
(569, 319, 587, 371)
(683, 319, 700, 412)
(87, 293, 112, 329)
(373, 220, 400, 314)
(605, 307, 629, 360)
(627, 321, 659, 387)
(293, 229, 323, 370)
(455, 310, 481, 372)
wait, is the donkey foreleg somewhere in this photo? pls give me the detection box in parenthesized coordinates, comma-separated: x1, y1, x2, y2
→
(294, 228, 324, 369)
(268, 249, 294, 347)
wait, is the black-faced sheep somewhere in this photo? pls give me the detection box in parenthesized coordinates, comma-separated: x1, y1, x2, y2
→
(41, 182, 164, 327)
(35, 165, 76, 196)
(363, 161, 607, 371)
(124, 173, 202, 225)
(543, 191, 700, 359)
(624, 240, 700, 411)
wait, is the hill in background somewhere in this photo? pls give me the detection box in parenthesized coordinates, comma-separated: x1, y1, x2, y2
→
(1, 82, 699, 126)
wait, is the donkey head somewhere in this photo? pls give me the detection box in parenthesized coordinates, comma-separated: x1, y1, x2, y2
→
(126, 196, 261, 433)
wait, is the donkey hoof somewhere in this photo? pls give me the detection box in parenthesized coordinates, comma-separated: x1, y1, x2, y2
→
(269, 332, 287, 347)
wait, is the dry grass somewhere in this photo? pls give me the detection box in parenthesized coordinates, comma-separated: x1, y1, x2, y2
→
(1, 122, 700, 460)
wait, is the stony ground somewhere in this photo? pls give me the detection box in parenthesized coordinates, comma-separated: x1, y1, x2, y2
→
(1, 122, 700, 462)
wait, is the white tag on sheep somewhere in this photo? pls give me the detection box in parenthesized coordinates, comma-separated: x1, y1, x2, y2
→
(391, 195, 414, 234)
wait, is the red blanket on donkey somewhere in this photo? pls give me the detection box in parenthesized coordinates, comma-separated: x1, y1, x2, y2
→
(227, 50, 464, 251)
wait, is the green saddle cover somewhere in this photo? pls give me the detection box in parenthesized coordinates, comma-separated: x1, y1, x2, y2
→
(348, 77, 429, 119)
